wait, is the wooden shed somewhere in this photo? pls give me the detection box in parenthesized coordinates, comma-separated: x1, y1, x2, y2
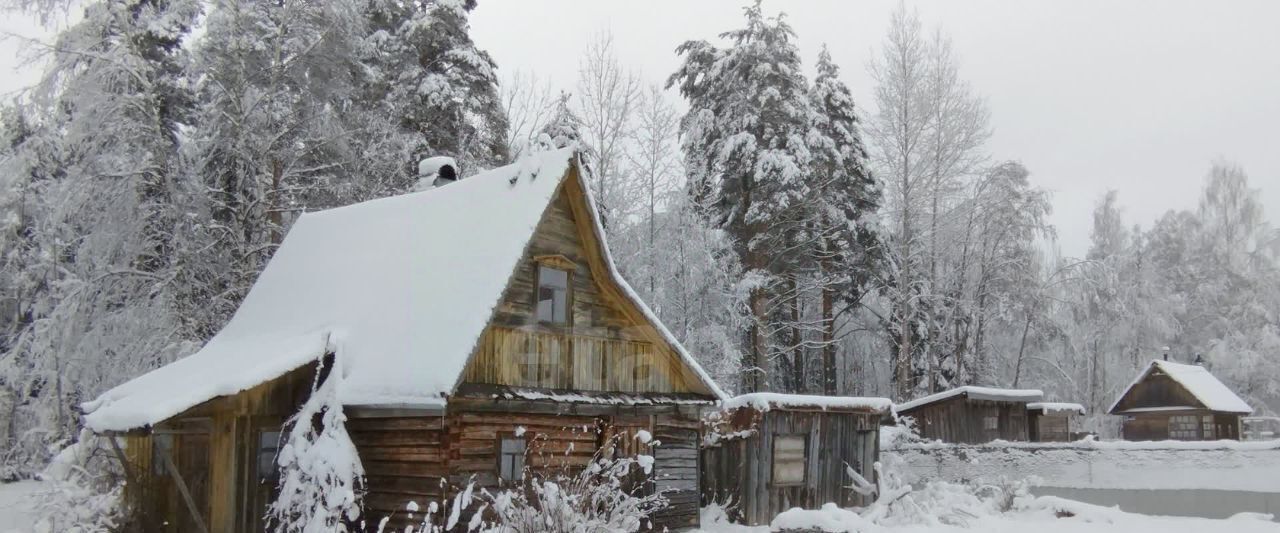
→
(81, 149, 723, 532)
(1108, 359, 1251, 441)
(894, 386, 1043, 444)
(1026, 402, 1085, 442)
(700, 393, 891, 526)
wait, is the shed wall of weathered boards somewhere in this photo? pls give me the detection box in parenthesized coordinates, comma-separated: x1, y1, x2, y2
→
(897, 396, 1030, 444)
(700, 409, 880, 527)
(351, 397, 704, 532)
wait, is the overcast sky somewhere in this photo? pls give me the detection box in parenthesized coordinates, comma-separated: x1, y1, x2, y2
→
(2, 1, 1277, 257)
(469, 0, 1280, 257)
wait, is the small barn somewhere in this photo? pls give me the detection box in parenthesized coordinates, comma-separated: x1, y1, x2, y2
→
(1026, 402, 1085, 442)
(894, 386, 1043, 444)
(700, 393, 892, 526)
(1108, 359, 1251, 441)
(81, 149, 724, 532)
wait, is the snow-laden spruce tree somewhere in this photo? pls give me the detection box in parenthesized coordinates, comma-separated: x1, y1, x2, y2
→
(363, 0, 508, 170)
(667, 0, 818, 393)
(268, 358, 366, 533)
(807, 45, 883, 395)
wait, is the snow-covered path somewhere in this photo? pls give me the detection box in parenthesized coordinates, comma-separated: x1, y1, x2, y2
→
(0, 481, 40, 532)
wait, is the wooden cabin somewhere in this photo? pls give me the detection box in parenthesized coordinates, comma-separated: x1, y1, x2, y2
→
(1026, 402, 1085, 442)
(81, 149, 723, 532)
(894, 386, 1043, 444)
(700, 393, 891, 526)
(1108, 359, 1251, 441)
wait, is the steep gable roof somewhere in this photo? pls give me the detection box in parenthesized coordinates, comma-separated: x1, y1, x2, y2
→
(83, 149, 724, 432)
(1108, 360, 1252, 415)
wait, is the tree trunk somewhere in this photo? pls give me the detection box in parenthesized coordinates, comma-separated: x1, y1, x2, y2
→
(822, 271, 837, 395)
(789, 277, 803, 393)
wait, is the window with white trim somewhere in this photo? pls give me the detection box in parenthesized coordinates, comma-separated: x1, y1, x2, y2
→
(1169, 415, 1198, 439)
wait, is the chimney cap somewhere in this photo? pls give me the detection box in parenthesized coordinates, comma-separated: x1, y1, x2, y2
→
(415, 156, 460, 191)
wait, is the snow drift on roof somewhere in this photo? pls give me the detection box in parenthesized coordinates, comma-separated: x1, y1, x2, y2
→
(721, 393, 893, 413)
(83, 149, 577, 432)
(1027, 402, 1086, 415)
(895, 386, 1044, 413)
(1109, 360, 1251, 415)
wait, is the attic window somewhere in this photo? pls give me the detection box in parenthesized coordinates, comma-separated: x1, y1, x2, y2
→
(536, 265, 570, 324)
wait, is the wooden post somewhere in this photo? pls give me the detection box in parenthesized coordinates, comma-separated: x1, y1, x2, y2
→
(158, 442, 210, 533)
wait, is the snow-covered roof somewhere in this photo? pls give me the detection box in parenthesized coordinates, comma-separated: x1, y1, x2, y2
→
(1108, 360, 1252, 415)
(83, 148, 724, 432)
(1027, 402, 1086, 415)
(721, 393, 893, 414)
(895, 386, 1044, 413)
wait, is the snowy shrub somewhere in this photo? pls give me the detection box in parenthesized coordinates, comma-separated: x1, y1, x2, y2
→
(268, 362, 365, 533)
(377, 432, 666, 533)
(31, 429, 126, 533)
(483, 451, 666, 532)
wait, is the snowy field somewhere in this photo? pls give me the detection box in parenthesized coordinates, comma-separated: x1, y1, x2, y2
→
(694, 500, 1279, 533)
(0, 481, 38, 532)
(0, 478, 1276, 532)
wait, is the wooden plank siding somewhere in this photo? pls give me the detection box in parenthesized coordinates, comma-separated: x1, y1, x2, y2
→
(701, 409, 880, 527)
(897, 396, 1030, 444)
(463, 326, 698, 394)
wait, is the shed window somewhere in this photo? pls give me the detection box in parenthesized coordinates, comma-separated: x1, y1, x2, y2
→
(983, 416, 999, 430)
(1169, 415, 1198, 439)
(257, 430, 282, 482)
(536, 266, 569, 324)
(499, 436, 526, 482)
(152, 434, 173, 476)
(772, 435, 807, 485)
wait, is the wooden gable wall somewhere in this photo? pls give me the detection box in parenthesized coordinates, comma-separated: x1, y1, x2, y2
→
(1111, 369, 1205, 413)
(461, 169, 712, 397)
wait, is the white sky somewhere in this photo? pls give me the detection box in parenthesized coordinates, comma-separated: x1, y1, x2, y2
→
(470, 0, 1280, 258)
(2, 1, 1277, 258)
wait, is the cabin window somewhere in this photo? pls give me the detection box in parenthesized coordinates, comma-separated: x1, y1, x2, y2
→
(1202, 415, 1214, 439)
(257, 430, 282, 482)
(152, 433, 173, 476)
(983, 416, 999, 431)
(536, 266, 570, 324)
(772, 435, 807, 485)
(1169, 415, 1198, 439)
(498, 436, 527, 482)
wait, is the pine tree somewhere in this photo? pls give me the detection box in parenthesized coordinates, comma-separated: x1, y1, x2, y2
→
(808, 45, 882, 394)
(365, 0, 508, 171)
(668, 0, 815, 392)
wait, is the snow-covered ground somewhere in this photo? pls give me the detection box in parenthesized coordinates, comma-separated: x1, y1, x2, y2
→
(694, 495, 1278, 533)
(0, 481, 39, 532)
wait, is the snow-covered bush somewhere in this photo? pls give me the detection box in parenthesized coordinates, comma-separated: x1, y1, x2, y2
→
(268, 362, 365, 532)
(31, 429, 125, 533)
(377, 432, 666, 533)
(484, 444, 666, 533)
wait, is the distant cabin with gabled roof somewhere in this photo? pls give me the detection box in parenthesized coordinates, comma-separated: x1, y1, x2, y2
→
(894, 386, 1045, 444)
(81, 148, 724, 532)
(1108, 359, 1251, 441)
